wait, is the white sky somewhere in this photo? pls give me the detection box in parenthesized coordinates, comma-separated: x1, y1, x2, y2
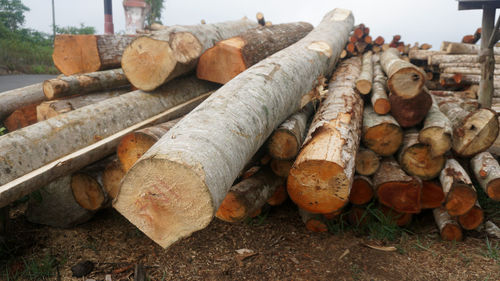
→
(22, 0, 485, 49)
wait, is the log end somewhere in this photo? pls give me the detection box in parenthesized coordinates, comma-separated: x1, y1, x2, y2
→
(400, 144, 445, 180)
(170, 32, 203, 64)
(117, 132, 157, 172)
(71, 174, 106, 211)
(305, 219, 328, 232)
(42, 79, 58, 100)
(355, 80, 372, 95)
(52, 34, 100, 76)
(418, 127, 452, 157)
(121, 37, 176, 91)
(453, 109, 499, 157)
(445, 184, 477, 216)
(487, 178, 500, 201)
(388, 67, 425, 99)
(4, 103, 38, 132)
(349, 177, 374, 205)
(355, 149, 380, 176)
(458, 205, 484, 230)
(420, 181, 445, 209)
(113, 158, 214, 248)
(376, 180, 421, 214)
(389, 89, 432, 128)
(267, 130, 300, 161)
(440, 224, 463, 241)
(373, 99, 391, 115)
(215, 192, 245, 223)
(362, 123, 403, 156)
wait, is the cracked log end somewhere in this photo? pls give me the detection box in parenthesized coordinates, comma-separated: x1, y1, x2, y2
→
(71, 174, 106, 211)
(388, 67, 424, 99)
(400, 144, 445, 180)
(288, 160, 349, 214)
(445, 184, 477, 216)
(52, 35, 100, 75)
(418, 127, 452, 157)
(117, 133, 157, 172)
(453, 109, 499, 157)
(113, 158, 213, 249)
(362, 123, 403, 156)
(122, 37, 176, 91)
(421, 181, 445, 209)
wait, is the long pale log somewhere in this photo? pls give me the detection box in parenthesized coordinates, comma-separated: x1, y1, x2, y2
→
(433, 207, 463, 241)
(439, 62, 500, 69)
(215, 168, 284, 223)
(355, 147, 380, 176)
(0, 83, 45, 120)
(408, 49, 445, 61)
(117, 118, 180, 172)
(0, 78, 216, 208)
(441, 73, 500, 87)
(355, 51, 373, 94)
(398, 129, 445, 180)
(53, 34, 136, 75)
(122, 19, 258, 91)
(470, 151, 500, 200)
(429, 54, 500, 65)
(421, 180, 445, 209)
(371, 55, 390, 115)
(299, 208, 328, 232)
(37, 89, 129, 121)
(362, 105, 403, 156)
(429, 88, 478, 100)
(389, 88, 432, 128)
(267, 102, 315, 160)
(288, 56, 362, 214)
(349, 175, 374, 205)
(114, 9, 354, 248)
(380, 48, 425, 99)
(42, 69, 129, 100)
(441, 66, 500, 76)
(439, 159, 477, 216)
(445, 41, 500, 55)
(419, 95, 452, 157)
(458, 201, 484, 230)
(196, 22, 313, 84)
(3, 103, 38, 132)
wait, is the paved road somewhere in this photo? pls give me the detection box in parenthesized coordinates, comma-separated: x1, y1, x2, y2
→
(0, 74, 56, 92)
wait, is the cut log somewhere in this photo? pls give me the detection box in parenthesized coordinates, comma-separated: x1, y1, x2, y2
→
(117, 118, 180, 172)
(373, 157, 421, 214)
(42, 69, 129, 100)
(102, 158, 125, 200)
(470, 151, 500, 201)
(420, 180, 445, 209)
(441, 66, 500, 76)
(256, 12, 265, 26)
(374, 36, 385, 45)
(266, 184, 288, 206)
(408, 50, 445, 61)
(440, 73, 500, 87)
(53, 34, 136, 75)
(433, 207, 463, 241)
(379, 204, 413, 226)
(355, 51, 373, 94)
(418, 96, 452, 157)
(215, 168, 284, 223)
(37, 89, 129, 121)
(288, 56, 362, 214)
(389, 87, 432, 128)
(3, 103, 38, 132)
(439, 159, 477, 216)
(398, 128, 445, 180)
(429, 54, 500, 65)
(371, 55, 390, 115)
(458, 201, 484, 230)
(270, 159, 293, 178)
(362, 105, 403, 156)
(380, 48, 425, 99)
(438, 62, 500, 69)
(26, 176, 94, 228)
(436, 95, 499, 157)
(349, 175, 374, 205)
(0, 77, 216, 208)
(429, 88, 477, 101)
(445, 41, 500, 55)
(299, 208, 328, 232)
(196, 22, 314, 84)
(355, 147, 380, 176)
(114, 8, 354, 248)
(122, 19, 258, 91)
(267, 102, 315, 160)
(0, 83, 45, 121)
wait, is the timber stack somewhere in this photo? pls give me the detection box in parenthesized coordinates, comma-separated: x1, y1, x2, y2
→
(0, 8, 499, 251)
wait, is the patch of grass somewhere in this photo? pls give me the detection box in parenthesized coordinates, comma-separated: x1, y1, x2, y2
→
(482, 237, 499, 264)
(3, 253, 60, 280)
(0, 127, 6, 136)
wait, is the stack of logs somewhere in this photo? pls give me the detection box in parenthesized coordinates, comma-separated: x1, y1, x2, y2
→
(0, 9, 499, 249)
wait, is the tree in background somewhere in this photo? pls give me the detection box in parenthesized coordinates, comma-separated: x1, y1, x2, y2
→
(0, 0, 29, 30)
(56, 23, 95, 35)
(145, 0, 165, 26)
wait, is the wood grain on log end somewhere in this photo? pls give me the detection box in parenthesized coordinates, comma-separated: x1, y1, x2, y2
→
(52, 35, 100, 75)
(71, 173, 106, 211)
(268, 130, 300, 161)
(418, 127, 452, 158)
(170, 32, 203, 64)
(349, 176, 374, 205)
(216, 192, 246, 222)
(400, 143, 445, 180)
(362, 123, 403, 156)
(389, 89, 432, 128)
(373, 99, 391, 115)
(486, 178, 500, 200)
(458, 203, 484, 230)
(117, 133, 157, 172)
(377, 180, 421, 214)
(434, 207, 463, 241)
(445, 183, 477, 216)
(420, 181, 445, 209)
(355, 148, 380, 176)
(453, 108, 499, 157)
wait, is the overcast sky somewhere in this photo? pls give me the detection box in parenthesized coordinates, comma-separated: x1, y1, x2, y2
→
(22, 0, 485, 49)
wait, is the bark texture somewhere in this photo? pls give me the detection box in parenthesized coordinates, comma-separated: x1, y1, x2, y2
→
(371, 55, 390, 115)
(0, 83, 45, 120)
(433, 207, 463, 241)
(439, 159, 477, 216)
(362, 105, 403, 156)
(470, 152, 500, 201)
(380, 48, 425, 99)
(355, 51, 373, 94)
(445, 41, 500, 55)
(429, 54, 500, 65)
(418, 95, 452, 157)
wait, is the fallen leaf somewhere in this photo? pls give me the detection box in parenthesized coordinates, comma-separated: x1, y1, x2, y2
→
(363, 244, 397, 252)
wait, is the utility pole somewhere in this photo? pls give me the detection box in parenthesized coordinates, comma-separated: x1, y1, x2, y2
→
(51, 0, 56, 41)
(104, 0, 114, 34)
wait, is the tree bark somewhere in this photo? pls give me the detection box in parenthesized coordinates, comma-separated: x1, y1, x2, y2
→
(0, 77, 216, 208)
(421, 180, 445, 209)
(117, 118, 181, 172)
(355, 51, 373, 94)
(270, 158, 293, 178)
(0, 83, 45, 121)
(299, 208, 328, 232)
(439, 158, 477, 216)
(288, 56, 362, 214)
(215, 168, 284, 223)
(418, 96, 452, 157)
(398, 128, 445, 180)
(373, 157, 421, 213)
(380, 48, 425, 99)
(362, 105, 403, 156)
(371, 55, 390, 115)
(42, 69, 130, 100)
(408, 50, 445, 61)
(102, 158, 125, 200)
(122, 19, 258, 91)
(3, 103, 38, 132)
(389, 87, 432, 128)
(458, 201, 484, 230)
(349, 175, 374, 205)
(267, 102, 315, 160)
(196, 22, 313, 84)
(444, 41, 500, 55)
(52, 34, 136, 75)
(355, 147, 380, 176)
(429, 54, 500, 65)
(433, 207, 463, 241)
(114, 9, 354, 248)
(470, 151, 500, 201)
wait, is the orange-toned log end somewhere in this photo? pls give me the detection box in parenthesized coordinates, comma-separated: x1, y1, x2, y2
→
(373, 99, 391, 115)
(421, 181, 445, 209)
(52, 34, 100, 75)
(377, 181, 421, 213)
(196, 37, 246, 84)
(379, 205, 412, 226)
(453, 73, 463, 84)
(445, 184, 477, 216)
(356, 80, 372, 95)
(3, 103, 38, 132)
(363, 123, 403, 157)
(267, 184, 288, 206)
(346, 42, 356, 53)
(401, 144, 445, 180)
(268, 130, 299, 160)
(350, 177, 374, 205)
(441, 224, 463, 241)
(462, 35, 476, 44)
(102, 159, 125, 200)
(71, 174, 105, 211)
(347, 206, 370, 226)
(288, 161, 349, 214)
(374, 36, 385, 46)
(486, 178, 500, 201)
(116, 132, 157, 172)
(458, 206, 484, 230)
(305, 219, 328, 233)
(215, 192, 246, 223)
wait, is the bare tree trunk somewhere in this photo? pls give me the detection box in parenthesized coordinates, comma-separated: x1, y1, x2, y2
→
(429, 54, 500, 65)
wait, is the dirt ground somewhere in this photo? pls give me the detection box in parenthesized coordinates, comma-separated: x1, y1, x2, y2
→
(1, 199, 499, 281)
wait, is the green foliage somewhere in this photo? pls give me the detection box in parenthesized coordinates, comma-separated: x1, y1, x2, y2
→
(3, 254, 60, 280)
(0, 127, 5, 135)
(145, 0, 165, 25)
(0, 0, 29, 30)
(55, 23, 95, 35)
(482, 237, 499, 264)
